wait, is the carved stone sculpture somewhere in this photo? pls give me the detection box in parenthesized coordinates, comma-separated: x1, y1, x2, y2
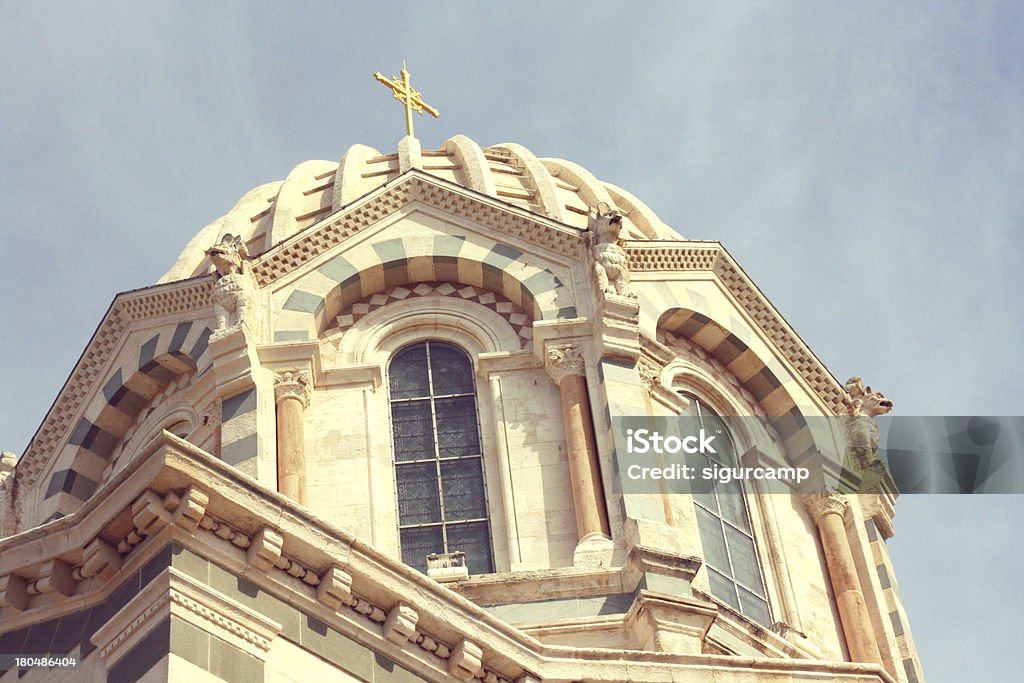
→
(0, 451, 17, 537)
(207, 234, 256, 340)
(590, 206, 633, 298)
(841, 376, 893, 469)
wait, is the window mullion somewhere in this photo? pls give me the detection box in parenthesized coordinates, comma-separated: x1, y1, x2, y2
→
(425, 342, 450, 554)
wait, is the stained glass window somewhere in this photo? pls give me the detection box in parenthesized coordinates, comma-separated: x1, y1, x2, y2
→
(389, 341, 494, 575)
(680, 392, 772, 627)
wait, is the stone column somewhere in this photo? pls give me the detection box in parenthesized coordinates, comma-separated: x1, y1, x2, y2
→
(546, 344, 611, 547)
(804, 493, 882, 665)
(274, 370, 311, 504)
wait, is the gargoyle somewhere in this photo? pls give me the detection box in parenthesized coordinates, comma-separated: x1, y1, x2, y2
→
(590, 205, 634, 298)
(841, 376, 894, 470)
(207, 233, 256, 340)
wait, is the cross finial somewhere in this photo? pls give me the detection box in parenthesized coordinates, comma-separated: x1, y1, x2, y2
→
(373, 61, 440, 138)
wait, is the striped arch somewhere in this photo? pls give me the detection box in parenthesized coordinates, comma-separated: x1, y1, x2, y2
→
(274, 234, 577, 342)
(656, 307, 829, 464)
(43, 322, 212, 515)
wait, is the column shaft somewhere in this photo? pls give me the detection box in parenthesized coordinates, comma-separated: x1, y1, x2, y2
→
(816, 508, 883, 665)
(558, 374, 611, 539)
(276, 395, 307, 504)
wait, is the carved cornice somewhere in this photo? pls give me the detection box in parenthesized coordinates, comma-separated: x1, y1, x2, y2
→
(0, 434, 894, 683)
(17, 277, 214, 489)
(628, 242, 848, 415)
(252, 172, 585, 287)
(545, 344, 586, 385)
(274, 370, 311, 407)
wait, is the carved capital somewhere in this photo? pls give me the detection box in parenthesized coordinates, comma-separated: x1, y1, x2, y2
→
(274, 370, 311, 407)
(545, 344, 586, 385)
(803, 493, 849, 522)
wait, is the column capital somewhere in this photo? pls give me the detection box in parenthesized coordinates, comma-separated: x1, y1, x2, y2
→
(802, 492, 848, 522)
(545, 343, 586, 385)
(274, 369, 311, 407)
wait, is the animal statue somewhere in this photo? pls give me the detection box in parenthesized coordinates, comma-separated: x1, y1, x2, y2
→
(207, 234, 255, 339)
(841, 376, 894, 470)
(590, 206, 633, 298)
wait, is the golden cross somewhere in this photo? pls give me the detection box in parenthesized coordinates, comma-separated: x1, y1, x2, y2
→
(373, 61, 440, 138)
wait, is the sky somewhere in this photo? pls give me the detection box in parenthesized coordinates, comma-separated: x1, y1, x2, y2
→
(1, 1, 1022, 679)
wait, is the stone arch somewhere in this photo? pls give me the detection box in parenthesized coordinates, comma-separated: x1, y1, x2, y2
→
(657, 307, 827, 464)
(43, 322, 212, 513)
(274, 235, 577, 342)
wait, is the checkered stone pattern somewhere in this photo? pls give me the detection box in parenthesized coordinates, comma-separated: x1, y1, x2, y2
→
(41, 321, 213, 520)
(327, 282, 533, 349)
(864, 520, 925, 683)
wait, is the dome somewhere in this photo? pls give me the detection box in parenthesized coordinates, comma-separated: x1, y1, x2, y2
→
(159, 134, 682, 283)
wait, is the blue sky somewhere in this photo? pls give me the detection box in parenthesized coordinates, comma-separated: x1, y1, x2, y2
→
(1, 2, 1021, 678)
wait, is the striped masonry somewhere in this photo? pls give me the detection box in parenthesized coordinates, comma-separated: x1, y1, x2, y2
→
(44, 322, 212, 513)
(274, 235, 575, 342)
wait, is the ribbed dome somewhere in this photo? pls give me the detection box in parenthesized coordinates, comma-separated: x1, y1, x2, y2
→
(159, 134, 682, 283)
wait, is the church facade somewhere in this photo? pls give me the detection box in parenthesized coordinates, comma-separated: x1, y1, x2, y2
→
(0, 134, 924, 682)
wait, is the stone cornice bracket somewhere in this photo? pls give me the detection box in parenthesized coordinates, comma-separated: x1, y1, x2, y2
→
(316, 565, 353, 610)
(77, 537, 123, 582)
(447, 638, 484, 681)
(247, 527, 285, 572)
(544, 343, 586, 386)
(802, 492, 849, 523)
(26, 558, 76, 601)
(595, 293, 641, 363)
(274, 369, 311, 407)
(383, 602, 419, 644)
(0, 573, 30, 611)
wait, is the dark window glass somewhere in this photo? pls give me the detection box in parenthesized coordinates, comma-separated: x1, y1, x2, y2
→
(680, 392, 772, 627)
(391, 401, 434, 461)
(389, 344, 430, 399)
(389, 341, 494, 576)
(400, 526, 443, 574)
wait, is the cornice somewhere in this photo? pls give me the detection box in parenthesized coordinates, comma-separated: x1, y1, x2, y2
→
(626, 241, 847, 414)
(251, 171, 587, 287)
(0, 433, 895, 683)
(17, 277, 214, 489)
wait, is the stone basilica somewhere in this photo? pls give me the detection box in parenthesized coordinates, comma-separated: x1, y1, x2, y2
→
(0, 132, 924, 682)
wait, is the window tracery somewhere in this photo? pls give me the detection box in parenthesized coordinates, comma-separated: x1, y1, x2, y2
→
(680, 391, 772, 626)
(388, 341, 494, 575)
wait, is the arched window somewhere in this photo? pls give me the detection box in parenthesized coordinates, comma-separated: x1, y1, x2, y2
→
(388, 341, 494, 576)
(680, 392, 772, 626)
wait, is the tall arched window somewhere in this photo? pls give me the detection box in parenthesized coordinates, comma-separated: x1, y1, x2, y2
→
(388, 341, 494, 576)
(680, 392, 772, 626)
